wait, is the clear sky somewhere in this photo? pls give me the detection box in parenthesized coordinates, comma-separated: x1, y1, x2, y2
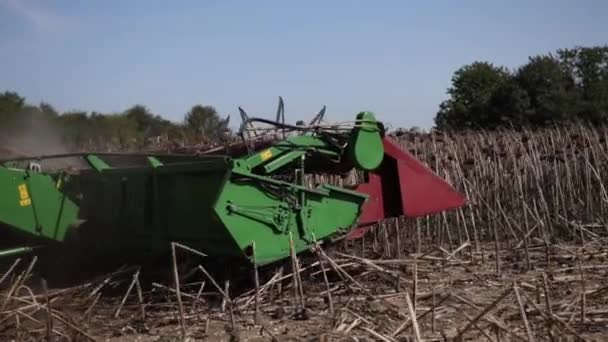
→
(0, 0, 606, 129)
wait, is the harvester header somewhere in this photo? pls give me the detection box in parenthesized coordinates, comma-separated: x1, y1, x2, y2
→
(0, 101, 465, 273)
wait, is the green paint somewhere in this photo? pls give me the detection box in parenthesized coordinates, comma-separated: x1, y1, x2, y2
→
(348, 111, 384, 170)
(237, 135, 341, 172)
(262, 150, 306, 174)
(0, 167, 79, 242)
(148, 156, 163, 168)
(86, 154, 111, 171)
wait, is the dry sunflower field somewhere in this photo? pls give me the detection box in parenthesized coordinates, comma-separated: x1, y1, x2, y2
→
(1, 123, 608, 341)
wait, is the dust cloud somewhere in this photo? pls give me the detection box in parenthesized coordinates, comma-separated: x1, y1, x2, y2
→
(0, 115, 86, 169)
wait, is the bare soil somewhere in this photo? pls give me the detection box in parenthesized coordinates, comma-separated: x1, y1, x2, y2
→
(1, 236, 607, 342)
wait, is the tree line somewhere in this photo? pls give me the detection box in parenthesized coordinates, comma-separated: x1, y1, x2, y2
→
(0, 92, 231, 152)
(434, 45, 608, 130)
(2, 44, 606, 154)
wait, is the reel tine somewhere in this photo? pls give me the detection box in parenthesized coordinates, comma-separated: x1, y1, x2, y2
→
(276, 96, 285, 138)
(238, 107, 248, 123)
(276, 96, 285, 125)
(309, 105, 326, 126)
(239, 107, 257, 137)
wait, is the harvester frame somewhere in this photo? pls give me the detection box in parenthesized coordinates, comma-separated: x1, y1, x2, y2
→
(0, 102, 466, 279)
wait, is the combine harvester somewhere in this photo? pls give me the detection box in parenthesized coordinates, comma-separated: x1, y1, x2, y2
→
(0, 102, 465, 279)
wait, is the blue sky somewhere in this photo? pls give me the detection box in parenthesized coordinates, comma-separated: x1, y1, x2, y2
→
(0, 0, 606, 129)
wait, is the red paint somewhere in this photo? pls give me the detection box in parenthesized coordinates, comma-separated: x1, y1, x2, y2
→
(348, 137, 466, 239)
(353, 172, 384, 226)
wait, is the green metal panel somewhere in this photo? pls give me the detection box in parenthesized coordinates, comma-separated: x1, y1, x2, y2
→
(214, 175, 367, 265)
(27, 173, 80, 240)
(86, 154, 111, 171)
(348, 111, 384, 170)
(0, 167, 79, 242)
(237, 135, 341, 172)
(0, 168, 36, 234)
(262, 150, 306, 174)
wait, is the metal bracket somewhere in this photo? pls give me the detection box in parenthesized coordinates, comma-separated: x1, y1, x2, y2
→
(226, 201, 292, 234)
(28, 162, 41, 173)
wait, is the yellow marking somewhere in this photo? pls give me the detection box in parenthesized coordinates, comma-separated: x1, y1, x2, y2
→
(18, 184, 29, 199)
(17, 184, 32, 207)
(260, 149, 273, 161)
(56, 178, 63, 189)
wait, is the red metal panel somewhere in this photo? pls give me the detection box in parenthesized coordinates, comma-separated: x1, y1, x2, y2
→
(347, 137, 466, 239)
(354, 173, 384, 226)
(387, 140, 466, 217)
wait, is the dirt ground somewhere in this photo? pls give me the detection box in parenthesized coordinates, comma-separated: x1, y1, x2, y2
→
(1, 236, 607, 342)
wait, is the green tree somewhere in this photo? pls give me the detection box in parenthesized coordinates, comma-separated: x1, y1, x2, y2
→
(39, 102, 59, 117)
(184, 105, 222, 142)
(56, 111, 91, 147)
(515, 55, 577, 125)
(103, 114, 140, 149)
(486, 77, 530, 126)
(0, 91, 25, 112)
(124, 105, 155, 132)
(124, 104, 182, 143)
(0, 91, 26, 130)
(434, 61, 521, 129)
(558, 46, 608, 123)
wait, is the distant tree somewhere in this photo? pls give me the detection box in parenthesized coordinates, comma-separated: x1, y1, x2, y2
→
(0, 94, 180, 150)
(39, 102, 59, 117)
(123, 104, 184, 145)
(184, 105, 223, 142)
(124, 105, 155, 132)
(558, 46, 608, 123)
(486, 77, 530, 127)
(515, 55, 577, 125)
(434, 61, 520, 129)
(56, 111, 91, 147)
(434, 45, 608, 130)
(148, 115, 178, 138)
(0, 91, 25, 111)
(0, 91, 26, 129)
(103, 114, 140, 149)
